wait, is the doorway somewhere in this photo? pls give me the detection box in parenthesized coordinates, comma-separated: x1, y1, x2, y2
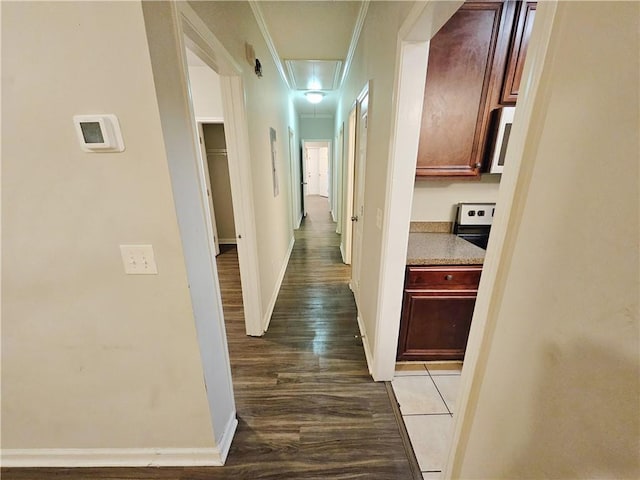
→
(340, 83, 369, 293)
(340, 106, 358, 264)
(176, 4, 263, 338)
(302, 141, 330, 198)
(201, 123, 237, 247)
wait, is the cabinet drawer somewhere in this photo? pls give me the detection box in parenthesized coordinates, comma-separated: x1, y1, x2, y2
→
(397, 293, 477, 361)
(406, 266, 482, 289)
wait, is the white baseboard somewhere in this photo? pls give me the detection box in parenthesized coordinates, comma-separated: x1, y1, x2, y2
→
(218, 238, 237, 245)
(217, 413, 238, 464)
(262, 235, 295, 332)
(1, 447, 224, 468)
(296, 212, 303, 229)
(340, 243, 347, 264)
(1, 414, 239, 468)
(356, 313, 374, 376)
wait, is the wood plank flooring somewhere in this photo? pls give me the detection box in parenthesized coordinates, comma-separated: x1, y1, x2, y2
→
(1, 195, 414, 479)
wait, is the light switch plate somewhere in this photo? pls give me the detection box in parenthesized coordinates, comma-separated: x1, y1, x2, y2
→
(376, 208, 383, 229)
(120, 245, 158, 274)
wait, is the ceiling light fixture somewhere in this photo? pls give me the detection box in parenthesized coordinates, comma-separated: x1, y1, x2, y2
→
(305, 91, 324, 104)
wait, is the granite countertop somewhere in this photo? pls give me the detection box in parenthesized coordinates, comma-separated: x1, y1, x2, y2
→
(406, 233, 485, 265)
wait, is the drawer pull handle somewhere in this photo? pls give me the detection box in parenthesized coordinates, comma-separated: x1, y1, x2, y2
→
(445, 274, 454, 281)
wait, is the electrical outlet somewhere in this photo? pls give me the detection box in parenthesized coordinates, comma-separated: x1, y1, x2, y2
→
(120, 245, 158, 275)
(376, 208, 383, 229)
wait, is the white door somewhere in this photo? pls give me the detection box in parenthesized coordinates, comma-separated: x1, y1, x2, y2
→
(288, 128, 299, 228)
(351, 89, 368, 299)
(197, 123, 220, 256)
(306, 147, 320, 195)
(335, 125, 344, 233)
(342, 107, 358, 264)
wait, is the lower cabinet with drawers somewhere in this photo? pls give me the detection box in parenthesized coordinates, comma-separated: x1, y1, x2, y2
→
(397, 265, 482, 361)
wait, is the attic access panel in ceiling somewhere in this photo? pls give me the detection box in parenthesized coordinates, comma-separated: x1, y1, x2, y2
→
(285, 60, 343, 91)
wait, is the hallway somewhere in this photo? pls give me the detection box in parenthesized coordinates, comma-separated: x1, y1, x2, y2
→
(3, 195, 414, 480)
(217, 194, 415, 478)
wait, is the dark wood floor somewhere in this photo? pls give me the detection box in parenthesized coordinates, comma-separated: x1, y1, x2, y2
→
(2, 195, 414, 479)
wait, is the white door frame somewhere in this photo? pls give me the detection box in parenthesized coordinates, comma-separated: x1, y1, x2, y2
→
(341, 106, 358, 264)
(302, 140, 332, 198)
(350, 84, 369, 303)
(178, 2, 263, 337)
(287, 127, 300, 229)
(335, 124, 344, 233)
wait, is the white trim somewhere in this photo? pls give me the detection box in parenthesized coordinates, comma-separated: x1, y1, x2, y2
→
(219, 238, 238, 245)
(288, 127, 299, 231)
(296, 212, 303, 229)
(349, 83, 370, 303)
(301, 138, 333, 144)
(340, 242, 346, 264)
(1, 447, 224, 468)
(262, 235, 295, 332)
(178, 3, 243, 76)
(339, 1, 370, 88)
(370, 38, 432, 381)
(248, 1, 290, 89)
(220, 76, 264, 337)
(195, 116, 224, 124)
(341, 105, 358, 265)
(356, 314, 373, 376)
(217, 414, 238, 464)
(301, 139, 332, 199)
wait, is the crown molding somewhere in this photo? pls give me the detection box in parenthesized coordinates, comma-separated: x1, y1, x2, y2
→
(339, 1, 370, 88)
(248, 1, 290, 89)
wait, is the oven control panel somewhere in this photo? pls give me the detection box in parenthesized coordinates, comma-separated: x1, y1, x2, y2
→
(456, 203, 496, 226)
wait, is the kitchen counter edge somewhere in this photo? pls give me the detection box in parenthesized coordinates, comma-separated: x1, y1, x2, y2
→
(406, 233, 485, 266)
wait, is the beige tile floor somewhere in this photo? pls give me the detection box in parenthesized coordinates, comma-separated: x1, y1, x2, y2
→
(391, 362, 462, 479)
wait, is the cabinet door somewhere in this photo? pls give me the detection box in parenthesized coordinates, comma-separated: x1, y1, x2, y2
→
(501, 2, 537, 104)
(416, 1, 515, 177)
(397, 291, 477, 361)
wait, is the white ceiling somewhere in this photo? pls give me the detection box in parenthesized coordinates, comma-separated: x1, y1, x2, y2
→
(253, 1, 367, 117)
(285, 60, 343, 91)
(186, 1, 368, 118)
(258, 1, 362, 60)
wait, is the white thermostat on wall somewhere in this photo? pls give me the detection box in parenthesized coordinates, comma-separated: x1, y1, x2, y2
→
(73, 114, 125, 152)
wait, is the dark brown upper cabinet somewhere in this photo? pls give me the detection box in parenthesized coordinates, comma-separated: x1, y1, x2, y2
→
(501, 2, 537, 104)
(416, 1, 516, 178)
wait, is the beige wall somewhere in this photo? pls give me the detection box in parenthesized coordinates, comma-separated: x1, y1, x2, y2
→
(455, 2, 640, 477)
(300, 116, 334, 141)
(188, 65, 224, 120)
(188, 1, 297, 320)
(411, 175, 500, 222)
(1, 1, 216, 451)
(336, 1, 414, 358)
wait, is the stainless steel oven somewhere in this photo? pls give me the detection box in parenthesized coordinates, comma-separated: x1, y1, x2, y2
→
(453, 202, 496, 250)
